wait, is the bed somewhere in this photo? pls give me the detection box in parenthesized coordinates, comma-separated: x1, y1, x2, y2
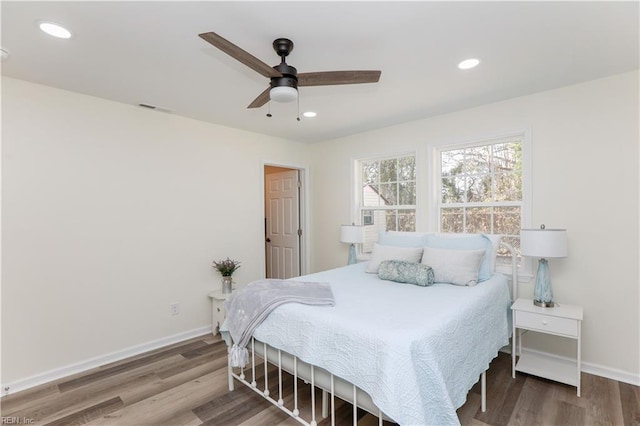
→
(222, 233, 517, 426)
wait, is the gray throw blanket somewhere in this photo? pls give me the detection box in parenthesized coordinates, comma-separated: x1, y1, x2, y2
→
(225, 279, 335, 368)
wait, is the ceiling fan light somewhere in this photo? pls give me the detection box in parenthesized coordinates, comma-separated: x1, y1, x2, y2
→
(270, 86, 298, 103)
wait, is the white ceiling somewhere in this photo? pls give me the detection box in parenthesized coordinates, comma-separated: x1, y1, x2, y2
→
(2, 1, 638, 143)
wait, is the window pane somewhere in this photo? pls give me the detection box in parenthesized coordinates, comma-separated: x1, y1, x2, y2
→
(441, 208, 464, 233)
(397, 209, 416, 231)
(380, 159, 397, 182)
(362, 184, 380, 206)
(362, 161, 379, 184)
(497, 235, 522, 267)
(441, 176, 465, 203)
(399, 182, 416, 205)
(398, 156, 416, 181)
(492, 142, 521, 173)
(494, 172, 522, 201)
(441, 150, 464, 176)
(379, 182, 397, 205)
(465, 207, 491, 233)
(465, 145, 491, 175)
(467, 175, 492, 203)
(385, 210, 397, 231)
(493, 206, 521, 235)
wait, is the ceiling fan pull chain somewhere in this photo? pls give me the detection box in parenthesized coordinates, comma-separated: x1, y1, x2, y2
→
(266, 101, 272, 118)
(296, 94, 301, 122)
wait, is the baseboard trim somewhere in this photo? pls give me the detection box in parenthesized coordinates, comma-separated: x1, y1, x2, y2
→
(501, 346, 640, 386)
(1, 326, 211, 396)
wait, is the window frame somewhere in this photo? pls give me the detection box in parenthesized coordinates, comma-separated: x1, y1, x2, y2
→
(432, 131, 532, 277)
(354, 151, 418, 254)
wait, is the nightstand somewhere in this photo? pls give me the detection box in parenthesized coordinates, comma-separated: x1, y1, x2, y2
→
(511, 298, 583, 396)
(208, 290, 232, 335)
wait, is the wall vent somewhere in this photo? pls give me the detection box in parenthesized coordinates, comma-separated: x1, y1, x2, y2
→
(138, 103, 172, 113)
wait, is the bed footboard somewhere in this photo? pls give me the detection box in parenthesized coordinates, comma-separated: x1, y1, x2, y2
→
(227, 337, 488, 425)
(229, 337, 387, 425)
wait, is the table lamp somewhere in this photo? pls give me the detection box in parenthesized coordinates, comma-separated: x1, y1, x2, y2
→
(340, 224, 365, 265)
(520, 225, 568, 307)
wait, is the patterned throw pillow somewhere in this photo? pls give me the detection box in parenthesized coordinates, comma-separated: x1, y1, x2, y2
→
(378, 260, 435, 287)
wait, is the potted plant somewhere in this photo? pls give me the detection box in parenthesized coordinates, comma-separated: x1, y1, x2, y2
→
(212, 257, 241, 294)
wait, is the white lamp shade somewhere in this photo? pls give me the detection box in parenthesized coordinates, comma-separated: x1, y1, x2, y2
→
(520, 228, 568, 258)
(340, 225, 365, 244)
(270, 86, 298, 103)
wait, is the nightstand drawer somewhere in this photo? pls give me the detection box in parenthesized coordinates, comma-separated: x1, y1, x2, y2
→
(515, 311, 578, 337)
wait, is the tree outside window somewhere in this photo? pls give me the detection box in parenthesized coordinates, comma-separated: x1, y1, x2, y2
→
(439, 140, 523, 265)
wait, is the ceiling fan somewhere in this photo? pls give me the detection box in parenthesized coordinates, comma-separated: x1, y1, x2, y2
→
(199, 32, 382, 109)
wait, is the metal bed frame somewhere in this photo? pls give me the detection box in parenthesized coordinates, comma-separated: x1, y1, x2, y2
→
(226, 242, 518, 425)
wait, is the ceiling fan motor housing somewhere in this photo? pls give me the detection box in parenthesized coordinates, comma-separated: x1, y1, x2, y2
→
(271, 62, 298, 90)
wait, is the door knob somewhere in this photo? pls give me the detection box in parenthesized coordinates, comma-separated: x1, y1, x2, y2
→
(266, 238, 271, 243)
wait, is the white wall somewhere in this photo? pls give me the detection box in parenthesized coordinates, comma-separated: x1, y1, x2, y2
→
(309, 71, 639, 381)
(1, 77, 309, 386)
(3, 71, 638, 390)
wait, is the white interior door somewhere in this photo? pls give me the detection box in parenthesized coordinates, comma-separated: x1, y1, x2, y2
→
(265, 170, 300, 279)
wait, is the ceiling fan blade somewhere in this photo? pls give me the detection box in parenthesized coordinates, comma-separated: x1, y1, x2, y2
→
(298, 70, 381, 87)
(199, 32, 282, 79)
(247, 87, 271, 109)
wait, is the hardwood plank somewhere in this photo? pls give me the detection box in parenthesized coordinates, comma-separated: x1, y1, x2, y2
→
(619, 381, 640, 426)
(237, 403, 291, 426)
(581, 371, 625, 425)
(507, 376, 550, 425)
(155, 352, 221, 380)
(3, 369, 160, 423)
(43, 397, 124, 426)
(86, 368, 229, 425)
(554, 400, 585, 425)
(473, 354, 526, 425)
(0, 383, 60, 415)
(180, 340, 226, 359)
(57, 340, 210, 393)
(457, 390, 481, 425)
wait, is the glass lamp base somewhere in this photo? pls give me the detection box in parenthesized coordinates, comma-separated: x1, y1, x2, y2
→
(533, 258, 554, 308)
(347, 244, 358, 265)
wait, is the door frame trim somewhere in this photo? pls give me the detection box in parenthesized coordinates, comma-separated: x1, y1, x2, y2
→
(261, 161, 309, 278)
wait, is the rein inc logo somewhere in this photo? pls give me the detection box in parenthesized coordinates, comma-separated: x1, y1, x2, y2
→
(1, 418, 35, 425)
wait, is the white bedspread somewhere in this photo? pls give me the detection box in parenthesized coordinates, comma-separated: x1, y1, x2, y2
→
(250, 262, 511, 426)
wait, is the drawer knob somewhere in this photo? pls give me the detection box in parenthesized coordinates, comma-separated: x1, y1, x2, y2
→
(542, 320, 548, 325)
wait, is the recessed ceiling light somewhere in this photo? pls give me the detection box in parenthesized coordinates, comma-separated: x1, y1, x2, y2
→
(302, 111, 317, 118)
(458, 58, 480, 70)
(38, 21, 72, 39)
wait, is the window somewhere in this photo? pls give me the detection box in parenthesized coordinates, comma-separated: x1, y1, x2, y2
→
(438, 138, 523, 266)
(358, 154, 416, 253)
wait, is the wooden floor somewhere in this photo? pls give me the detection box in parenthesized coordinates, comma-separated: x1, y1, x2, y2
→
(2, 334, 638, 425)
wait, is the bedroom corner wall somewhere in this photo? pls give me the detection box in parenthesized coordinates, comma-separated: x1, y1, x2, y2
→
(1, 77, 309, 387)
(308, 71, 640, 383)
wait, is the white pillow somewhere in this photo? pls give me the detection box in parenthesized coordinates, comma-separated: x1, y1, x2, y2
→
(428, 233, 502, 281)
(365, 243, 424, 274)
(421, 247, 485, 286)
